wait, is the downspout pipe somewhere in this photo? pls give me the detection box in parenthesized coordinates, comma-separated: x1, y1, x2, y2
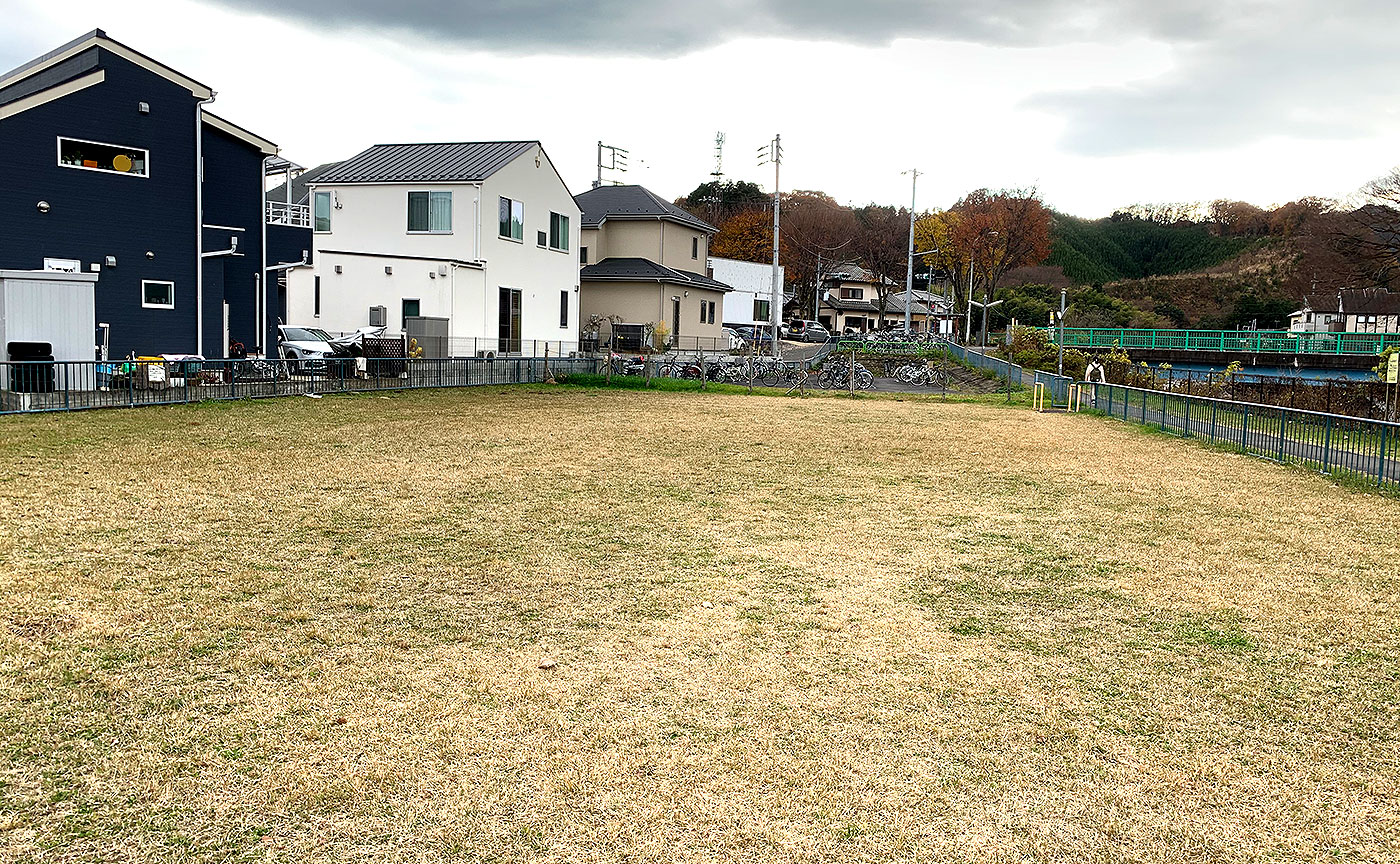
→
(195, 91, 216, 357)
(261, 155, 270, 356)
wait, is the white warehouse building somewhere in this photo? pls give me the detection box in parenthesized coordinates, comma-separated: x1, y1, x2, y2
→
(285, 141, 582, 356)
(710, 257, 784, 330)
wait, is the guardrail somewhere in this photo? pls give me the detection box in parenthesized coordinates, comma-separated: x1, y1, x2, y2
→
(0, 355, 599, 416)
(265, 200, 310, 228)
(940, 340, 1076, 405)
(1052, 327, 1400, 356)
(1084, 382, 1399, 492)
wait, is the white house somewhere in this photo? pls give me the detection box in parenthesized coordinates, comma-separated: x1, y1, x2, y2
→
(710, 257, 784, 329)
(286, 141, 581, 355)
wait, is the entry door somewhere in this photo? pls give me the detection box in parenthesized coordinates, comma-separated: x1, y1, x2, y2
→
(498, 287, 522, 354)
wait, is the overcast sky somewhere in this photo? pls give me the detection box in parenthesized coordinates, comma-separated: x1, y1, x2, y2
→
(5, 0, 1398, 216)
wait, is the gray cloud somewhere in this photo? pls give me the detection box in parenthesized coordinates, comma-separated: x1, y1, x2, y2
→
(204, 0, 1225, 56)
(1035, 1, 1400, 155)
(202, 0, 1399, 157)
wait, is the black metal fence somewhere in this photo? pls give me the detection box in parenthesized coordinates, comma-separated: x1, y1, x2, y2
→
(1085, 382, 1400, 492)
(0, 355, 600, 416)
(1107, 366, 1396, 422)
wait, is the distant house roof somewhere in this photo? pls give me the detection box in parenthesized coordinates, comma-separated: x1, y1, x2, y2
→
(266, 162, 344, 205)
(824, 262, 898, 287)
(575, 185, 716, 233)
(1340, 288, 1400, 316)
(580, 257, 732, 292)
(312, 141, 540, 184)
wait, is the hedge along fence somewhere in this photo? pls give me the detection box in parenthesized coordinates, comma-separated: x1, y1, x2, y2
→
(1085, 381, 1400, 494)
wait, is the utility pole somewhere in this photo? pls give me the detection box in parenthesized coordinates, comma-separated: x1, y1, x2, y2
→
(901, 169, 920, 334)
(759, 134, 783, 356)
(964, 259, 974, 343)
(1057, 286, 1067, 376)
(814, 249, 822, 323)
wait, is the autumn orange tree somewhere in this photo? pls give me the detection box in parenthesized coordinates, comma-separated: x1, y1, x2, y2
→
(710, 208, 772, 263)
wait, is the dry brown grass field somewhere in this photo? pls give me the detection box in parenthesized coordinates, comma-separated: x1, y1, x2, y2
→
(1, 386, 1397, 863)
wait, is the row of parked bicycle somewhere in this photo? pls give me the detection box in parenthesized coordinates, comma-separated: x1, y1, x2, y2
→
(606, 354, 952, 391)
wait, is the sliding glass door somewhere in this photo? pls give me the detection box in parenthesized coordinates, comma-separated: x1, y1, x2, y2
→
(499, 287, 522, 354)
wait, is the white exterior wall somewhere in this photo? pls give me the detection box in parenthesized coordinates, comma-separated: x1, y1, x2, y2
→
(294, 145, 582, 352)
(711, 257, 783, 327)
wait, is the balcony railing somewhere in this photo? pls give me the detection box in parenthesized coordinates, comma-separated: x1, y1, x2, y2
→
(266, 200, 310, 228)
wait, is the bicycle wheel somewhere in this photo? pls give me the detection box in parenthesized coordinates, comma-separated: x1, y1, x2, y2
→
(855, 369, 875, 390)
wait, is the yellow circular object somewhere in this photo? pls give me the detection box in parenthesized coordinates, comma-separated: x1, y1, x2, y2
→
(112, 154, 132, 172)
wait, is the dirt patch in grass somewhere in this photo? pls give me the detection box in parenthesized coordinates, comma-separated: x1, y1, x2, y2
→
(1, 387, 1397, 862)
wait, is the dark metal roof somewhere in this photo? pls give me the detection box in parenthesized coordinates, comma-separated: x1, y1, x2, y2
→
(581, 257, 732, 292)
(0, 29, 213, 97)
(266, 162, 344, 205)
(1340, 288, 1400, 316)
(313, 141, 538, 184)
(575, 185, 716, 233)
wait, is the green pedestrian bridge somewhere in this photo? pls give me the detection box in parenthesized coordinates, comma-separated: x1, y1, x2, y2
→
(1052, 328, 1400, 357)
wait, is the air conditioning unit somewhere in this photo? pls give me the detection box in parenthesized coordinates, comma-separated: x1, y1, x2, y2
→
(369, 305, 387, 326)
(476, 349, 497, 359)
(334, 265, 343, 274)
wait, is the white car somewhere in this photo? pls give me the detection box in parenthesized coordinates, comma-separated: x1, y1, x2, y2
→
(278, 325, 338, 373)
(722, 327, 745, 351)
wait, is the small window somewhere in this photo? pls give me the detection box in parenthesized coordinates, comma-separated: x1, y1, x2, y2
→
(700, 302, 707, 324)
(580, 246, 589, 265)
(708, 301, 716, 325)
(59, 137, 147, 177)
(314, 276, 321, 317)
(407, 191, 452, 233)
(142, 280, 174, 309)
(692, 236, 699, 259)
(754, 299, 770, 321)
(840, 287, 864, 300)
(499, 197, 524, 241)
(537, 231, 548, 247)
(402, 298, 420, 329)
(560, 290, 570, 329)
(314, 191, 332, 233)
(549, 212, 570, 251)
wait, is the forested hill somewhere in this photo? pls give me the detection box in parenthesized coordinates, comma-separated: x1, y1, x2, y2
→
(1047, 213, 1258, 285)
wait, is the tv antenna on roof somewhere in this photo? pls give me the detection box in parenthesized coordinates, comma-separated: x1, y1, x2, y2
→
(712, 132, 725, 181)
(593, 142, 629, 188)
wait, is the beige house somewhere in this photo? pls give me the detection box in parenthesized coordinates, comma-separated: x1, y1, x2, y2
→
(576, 185, 731, 351)
(817, 265, 953, 333)
(1291, 288, 1400, 334)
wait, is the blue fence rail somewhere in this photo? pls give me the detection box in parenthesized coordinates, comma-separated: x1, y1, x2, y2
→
(940, 340, 1076, 405)
(1085, 382, 1400, 492)
(0, 356, 601, 416)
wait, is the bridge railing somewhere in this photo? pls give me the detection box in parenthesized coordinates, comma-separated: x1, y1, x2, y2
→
(1051, 327, 1400, 356)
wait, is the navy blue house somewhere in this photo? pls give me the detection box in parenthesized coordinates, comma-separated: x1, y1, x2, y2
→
(0, 29, 310, 360)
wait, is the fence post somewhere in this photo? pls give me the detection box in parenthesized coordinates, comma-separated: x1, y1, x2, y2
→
(1210, 400, 1218, 443)
(1277, 411, 1287, 462)
(1322, 415, 1333, 474)
(1377, 425, 1389, 488)
(1183, 395, 1191, 437)
(128, 362, 135, 407)
(849, 351, 855, 395)
(1241, 405, 1250, 453)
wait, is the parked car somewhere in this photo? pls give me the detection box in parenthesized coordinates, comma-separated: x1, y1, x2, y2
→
(784, 320, 831, 342)
(278, 325, 337, 373)
(729, 325, 775, 348)
(722, 327, 745, 351)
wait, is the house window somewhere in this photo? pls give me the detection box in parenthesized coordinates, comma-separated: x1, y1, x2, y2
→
(699, 302, 707, 324)
(402, 298, 420, 329)
(314, 276, 321, 317)
(499, 197, 524, 241)
(560, 290, 570, 329)
(314, 191, 332, 233)
(580, 246, 589, 265)
(692, 237, 699, 259)
(142, 280, 174, 309)
(549, 212, 570, 251)
(58, 137, 147, 177)
(407, 191, 452, 233)
(754, 299, 770, 321)
(840, 287, 864, 300)
(708, 301, 716, 325)
(537, 231, 548, 248)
